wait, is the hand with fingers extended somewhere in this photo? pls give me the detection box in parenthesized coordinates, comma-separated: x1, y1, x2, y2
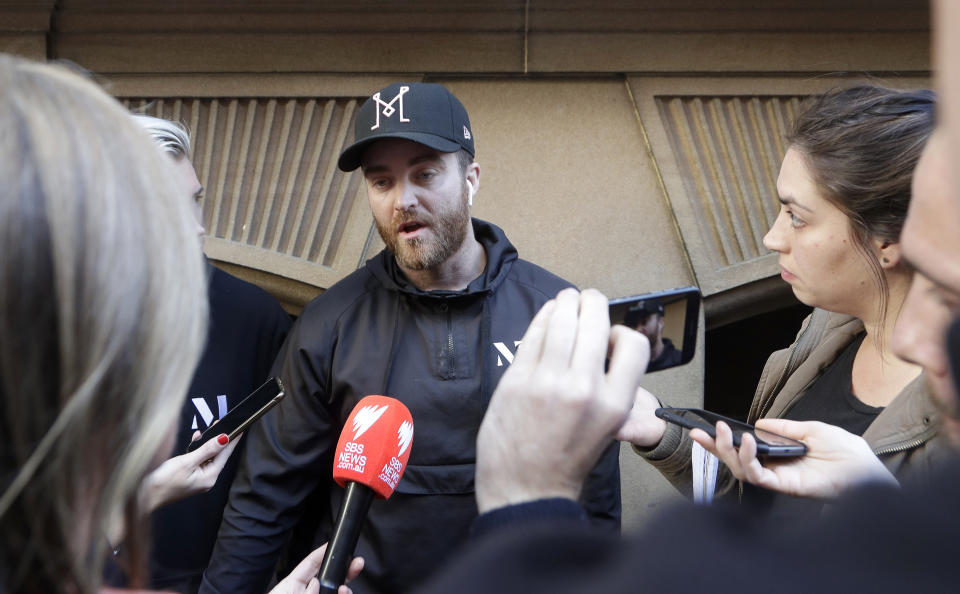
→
(476, 288, 649, 513)
(268, 544, 364, 594)
(690, 418, 898, 499)
(139, 429, 241, 512)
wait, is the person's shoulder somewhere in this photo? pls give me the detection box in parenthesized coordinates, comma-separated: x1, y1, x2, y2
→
(212, 267, 277, 302)
(297, 264, 380, 324)
(790, 309, 861, 346)
(506, 259, 576, 298)
(663, 338, 682, 357)
(209, 267, 288, 321)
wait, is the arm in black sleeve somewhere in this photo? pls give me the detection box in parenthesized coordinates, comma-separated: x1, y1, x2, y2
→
(470, 498, 586, 541)
(254, 301, 292, 379)
(200, 317, 337, 594)
(578, 439, 621, 531)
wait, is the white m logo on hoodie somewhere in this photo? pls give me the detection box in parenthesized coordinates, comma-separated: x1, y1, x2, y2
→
(191, 395, 228, 430)
(493, 341, 522, 367)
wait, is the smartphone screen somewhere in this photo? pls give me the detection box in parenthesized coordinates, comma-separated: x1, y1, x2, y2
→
(654, 407, 807, 457)
(608, 286, 700, 373)
(186, 377, 285, 453)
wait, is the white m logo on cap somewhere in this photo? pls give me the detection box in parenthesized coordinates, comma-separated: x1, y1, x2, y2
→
(371, 86, 410, 131)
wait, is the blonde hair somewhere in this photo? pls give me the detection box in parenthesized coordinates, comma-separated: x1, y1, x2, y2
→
(0, 55, 207, 592)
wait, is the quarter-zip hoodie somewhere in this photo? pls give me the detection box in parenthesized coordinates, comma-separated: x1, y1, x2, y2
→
(200, 219, 621, 594)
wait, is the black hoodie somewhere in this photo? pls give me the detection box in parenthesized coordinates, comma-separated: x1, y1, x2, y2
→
(201, 219, 621, 594)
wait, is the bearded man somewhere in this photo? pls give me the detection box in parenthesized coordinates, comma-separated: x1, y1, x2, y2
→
(200, 82, 621, 594)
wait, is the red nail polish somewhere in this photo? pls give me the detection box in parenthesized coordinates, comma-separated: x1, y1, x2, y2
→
(217, 434, 229, 445)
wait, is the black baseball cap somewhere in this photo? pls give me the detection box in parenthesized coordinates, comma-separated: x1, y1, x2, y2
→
(629, 301, 665, 316)
(624, 300, 665, 328)
(337, 82, 475, 172)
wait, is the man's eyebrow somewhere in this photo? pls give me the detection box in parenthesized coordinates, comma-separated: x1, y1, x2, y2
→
(362, 152, 443, 175)
(408, 153, 445, 167)
(901, 252, 943, 285)
(902, 254, 957, 296)
(362, 164, 388, 176)
(778, 194, 813, 214)
(901, 253, 926, 277)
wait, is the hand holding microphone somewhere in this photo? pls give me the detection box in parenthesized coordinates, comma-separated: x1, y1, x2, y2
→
(318, 395, 414, 593)
(268, 542, 363, 594)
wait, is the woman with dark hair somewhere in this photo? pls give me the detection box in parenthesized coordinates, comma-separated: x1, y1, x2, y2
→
(620, 84, 946, 508)
(0, 55, 360, 594)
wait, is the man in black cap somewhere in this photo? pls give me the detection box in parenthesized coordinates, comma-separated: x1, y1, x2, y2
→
(200, 82, 621, 594)
(624, 300, 681, 372)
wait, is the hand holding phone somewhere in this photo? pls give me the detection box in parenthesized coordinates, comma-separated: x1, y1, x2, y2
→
(142, 427, 241, 511)
(655, 408, 806, 457)
(186, 377, 285, 453)
(659, 410, 898, 499)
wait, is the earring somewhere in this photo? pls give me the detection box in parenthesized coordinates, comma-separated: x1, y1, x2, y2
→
(882, 257, 890, 264)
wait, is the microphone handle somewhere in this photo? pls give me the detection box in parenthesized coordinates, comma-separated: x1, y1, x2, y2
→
(317, 481, 375, 593)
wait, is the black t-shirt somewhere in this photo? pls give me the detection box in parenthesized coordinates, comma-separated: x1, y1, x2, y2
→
(741, 333, 882, 520)
(148, 265, 291, 593)
(781, 333, 881, 433)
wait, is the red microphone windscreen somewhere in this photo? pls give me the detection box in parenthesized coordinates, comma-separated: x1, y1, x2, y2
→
(333, 395, 414, 499)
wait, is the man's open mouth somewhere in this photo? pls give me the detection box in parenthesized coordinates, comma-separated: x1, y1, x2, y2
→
(399, 221, 425, 235)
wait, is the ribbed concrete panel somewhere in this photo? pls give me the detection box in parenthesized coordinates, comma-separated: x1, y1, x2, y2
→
(655, 95, 803, 268)
(123, 97, 375, 288)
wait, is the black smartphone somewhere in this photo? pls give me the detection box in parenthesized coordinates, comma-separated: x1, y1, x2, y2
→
(654, 407, 807, 457)
(186, 377, 285, 453)
(609, 286, 700, 372)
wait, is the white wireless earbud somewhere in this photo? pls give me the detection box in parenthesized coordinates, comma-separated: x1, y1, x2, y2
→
(466, 180, 475, 207)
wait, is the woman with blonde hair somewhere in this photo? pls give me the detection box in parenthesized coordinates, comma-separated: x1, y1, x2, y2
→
(0, 55, 358, 594)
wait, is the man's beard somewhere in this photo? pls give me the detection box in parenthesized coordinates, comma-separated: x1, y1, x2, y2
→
(376, 184, 471, 271)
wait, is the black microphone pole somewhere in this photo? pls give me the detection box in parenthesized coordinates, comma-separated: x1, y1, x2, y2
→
(317, 481, 375, 593)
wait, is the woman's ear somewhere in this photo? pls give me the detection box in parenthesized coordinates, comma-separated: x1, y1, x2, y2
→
(877, 240, 902, 269)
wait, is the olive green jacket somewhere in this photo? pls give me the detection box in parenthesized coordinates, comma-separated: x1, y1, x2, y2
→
(636, 308, 948, 498)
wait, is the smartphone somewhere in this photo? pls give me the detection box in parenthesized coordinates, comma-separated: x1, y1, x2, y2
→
(609, 286, 700, 372)
(186, 377, 285, 453)
(654, 407, 807, 457)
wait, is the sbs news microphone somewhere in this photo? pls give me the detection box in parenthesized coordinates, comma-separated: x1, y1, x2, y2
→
(317, 395, 414, 593)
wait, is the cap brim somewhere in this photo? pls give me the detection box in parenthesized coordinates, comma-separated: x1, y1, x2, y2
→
(337, 132, 462, 171)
